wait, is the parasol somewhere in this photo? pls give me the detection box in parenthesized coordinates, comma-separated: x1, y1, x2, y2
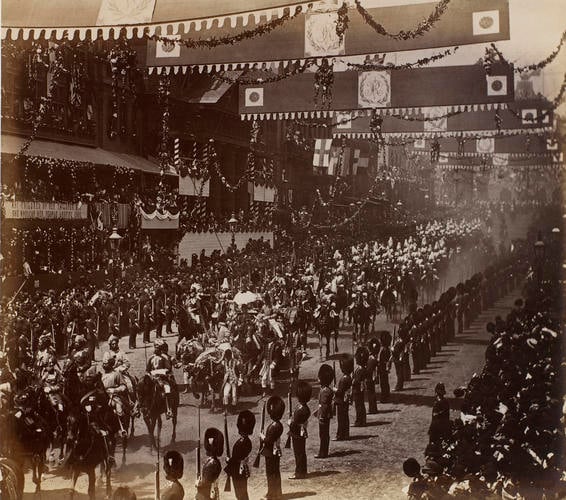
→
(233, 291, 261, 306)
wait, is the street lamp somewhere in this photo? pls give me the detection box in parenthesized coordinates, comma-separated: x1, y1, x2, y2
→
(228, 214, 238, 251)
(533, 232, 545, 283)
(109, 227, 122, 291)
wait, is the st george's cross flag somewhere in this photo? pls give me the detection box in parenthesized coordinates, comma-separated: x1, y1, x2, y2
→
(352, 148, 369, 174)
(313, 139, 333, 167)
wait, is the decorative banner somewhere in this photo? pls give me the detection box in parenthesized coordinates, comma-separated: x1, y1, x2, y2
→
(96, 0, 157, 26)
(423, 106, 448, 132)
(139, 207, 179, 229)
(304, 10, 345, 57)
(156, 35, 181, 58)
(521, 108, 538, 124)
(335, 111, 352, 129)
(492, 153, 509, 166)
(240, 64, 515, 117)
(486, 75, 508, 96)
(477, 137, 495, 153)
(253, 185, 275, 202)
(3, 201, 87, 220)
(332, 98, 552, 137)
(245, 88, 264, 107)
(141, 0, 510, 72)
(358, 71, 391, 108)
(179, 176, 210, 197)
(313, 138, 332, 167)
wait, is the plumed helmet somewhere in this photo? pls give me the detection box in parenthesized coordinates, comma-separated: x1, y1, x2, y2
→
(237, 410, 256, 436)
(367, 337, 380, 355)
(296, 380, 312, 404)
(379, 330, 392, 347)
(163, 450, 184, 479)
(318, 363, 334, 386)
(204, 427, 224, 457)
(355, 346, 370, 367)
(403, 457, 421, 478)
(266, 395, 285, 421)
(339, 354, 354, 375)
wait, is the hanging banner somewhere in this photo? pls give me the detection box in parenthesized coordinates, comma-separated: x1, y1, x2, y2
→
(332, 98, 552, 137)
(179, 176, 210, 197)
(3, 201, 87, 220)
(142, 0, 510, 71)
(240, 64, 515, 117)
(139, 207, 180, 229)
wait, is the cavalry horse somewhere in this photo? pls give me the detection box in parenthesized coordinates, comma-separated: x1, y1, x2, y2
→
(0, 458, 25, 500)
(313, 304, 333, 360)
(137, 374, 179, 450)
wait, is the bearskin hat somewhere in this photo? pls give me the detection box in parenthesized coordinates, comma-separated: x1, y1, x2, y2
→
(267, 395, 285, 421)
(366, 337, 379, 355)
(403, 457, 421, 478)
(237, 410, 256, 436)
(163, 450, 184, 479)
(296, 380, 313, 404)
(318, 363, 334, 386)
(339, 354, 355, 375)
(204, 427, 224, 457)
(354, 346, 369, 367)
(379, 330, 392, 347)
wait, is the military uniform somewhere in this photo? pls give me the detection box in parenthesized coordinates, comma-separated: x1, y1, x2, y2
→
(334, 355, 353, 440)
(262, 395, 284, 500)
(289, 381, 311, 478)
(196, 428, 223, 500)
(378, 332, 392, 403)
(366, 339, 379, 414)
(225, 410, 255, 500)
(352, 347, 368, 427)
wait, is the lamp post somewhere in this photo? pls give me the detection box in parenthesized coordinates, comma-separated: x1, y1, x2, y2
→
(109, 227, 122, 292)
(228, 214, 238, 253)
(533, 232, 545, 284)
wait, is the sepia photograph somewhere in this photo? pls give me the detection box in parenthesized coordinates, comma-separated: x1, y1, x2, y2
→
(0, 0, 565, 498)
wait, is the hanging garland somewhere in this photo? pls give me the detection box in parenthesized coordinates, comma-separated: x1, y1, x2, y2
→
(313, 59, 334, 108)
(344, 46, 459, 71)
(153, 6, 302, 50)
(211, 60, 315, 85)
(513, 30, 566, 73)
(336, 3, 350, 44)
(354, 0, 451, 41)
(157, 73, 172, 182)
(13, 44, 68, 160)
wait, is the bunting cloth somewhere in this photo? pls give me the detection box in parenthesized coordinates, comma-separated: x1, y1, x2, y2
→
(313, 139, 333, 167)
(139, 206, 180, 229)
(240, 64, 515, 117)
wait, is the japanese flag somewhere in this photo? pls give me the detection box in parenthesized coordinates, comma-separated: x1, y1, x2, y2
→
(472, 10, 500, 36)
(486, 75, 508, 96)
(244, 88, 264, 107)
(521, 109, 538, 125)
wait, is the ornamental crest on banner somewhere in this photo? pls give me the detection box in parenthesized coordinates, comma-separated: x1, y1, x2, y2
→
(358, 71, 391, 108)
(97, 0, 157, 25)
(305, 12, 345, 57)
(424, 107, 448, 132)
(476, 137, 495, 154)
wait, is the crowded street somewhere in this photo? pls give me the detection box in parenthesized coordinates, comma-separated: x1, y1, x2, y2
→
(1, 0, 565, 499)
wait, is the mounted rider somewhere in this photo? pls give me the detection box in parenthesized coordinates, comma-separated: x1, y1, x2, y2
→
(40, 358, 65, 413)
(101, 354, 129, 433)
(35, 333, 57, 377)
(146, 338, 177, 418)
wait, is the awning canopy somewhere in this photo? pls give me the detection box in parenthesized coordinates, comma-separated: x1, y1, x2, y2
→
(1, 134, 171, 174)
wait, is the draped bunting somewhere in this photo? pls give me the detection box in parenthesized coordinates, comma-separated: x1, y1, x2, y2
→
(253, 184, 276, 202)
(239, 64, 515, 116)
(139, 207, 180, 220)
(143, 0, 510, 72)
(139, 206, 179, 229)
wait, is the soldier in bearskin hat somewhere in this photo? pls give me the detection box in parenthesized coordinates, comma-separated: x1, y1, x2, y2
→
(334, 354, 353, 441)
(196, 428, 223, 500)
(162, 450, 184, 500)
(315, 363, 334, 458)
(378, 331, 392, 403)
(288, 380, 312, 479)
(366, 338, 379, 414)
(225, 410, 256, 500)
(261, 395, 285, 499)
(353, 346, 369, 427)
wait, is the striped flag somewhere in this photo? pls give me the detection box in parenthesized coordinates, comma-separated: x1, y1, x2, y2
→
(313, 139, 333, 167)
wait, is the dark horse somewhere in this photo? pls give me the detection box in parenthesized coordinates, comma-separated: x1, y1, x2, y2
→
(0, 458, 25, 500)
(137, 374, 179, 450)
(66, 410, 113, 500)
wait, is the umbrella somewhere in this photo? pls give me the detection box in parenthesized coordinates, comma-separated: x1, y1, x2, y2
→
(233, 291, 261, 306)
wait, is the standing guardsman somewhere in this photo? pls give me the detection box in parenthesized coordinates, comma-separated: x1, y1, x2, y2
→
(162, 450, 185, 500)
(366, 338, 379, 414)
(260, 395, 285, 500)
(288, 380, 312, 479)
(333, 354, 353, 441)
(196, 428, 223, 500)
(315, 364, 334, 459)
(352, 346, 369, 427)
(225, 410, 256, 500)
